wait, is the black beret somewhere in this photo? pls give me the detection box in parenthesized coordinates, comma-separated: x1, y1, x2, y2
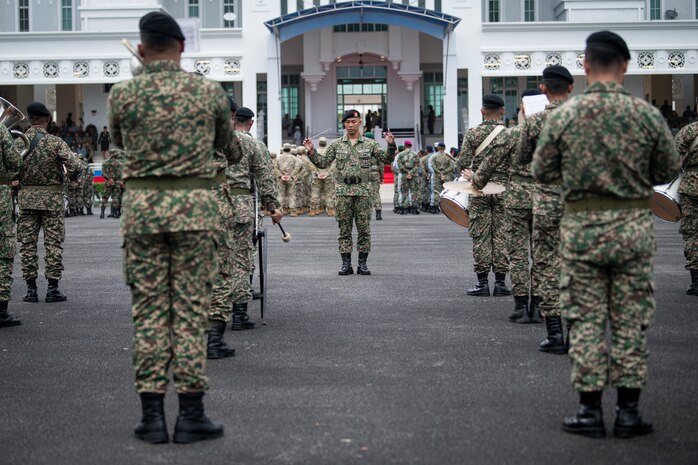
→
(342, 109, 361, 122)
(521, 89, 541, 99)
(426, 144, 434, 151)
(482, 94, 505, 109)
(437, 142, 446, 148)
(542, 65, 574, 84)
(139, 12, 185, 41)
(27, 102, 51, 118)
(586, 30, 630, 61)
(236, 106, 254, 118)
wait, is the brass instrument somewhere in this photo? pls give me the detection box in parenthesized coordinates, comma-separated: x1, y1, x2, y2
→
(0, 97, 30, 157)
(122, 39, 145, 77)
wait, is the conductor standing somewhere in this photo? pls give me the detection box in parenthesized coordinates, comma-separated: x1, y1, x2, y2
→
(304, 110, 396, 275)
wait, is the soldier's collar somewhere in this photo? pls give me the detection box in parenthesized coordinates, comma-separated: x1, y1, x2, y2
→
(144, 60, 183, 74)
(482, 119, 501, 125)
(585, 81, 629, 95)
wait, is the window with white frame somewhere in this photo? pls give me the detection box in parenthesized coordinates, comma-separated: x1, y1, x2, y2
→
(188, 0, 200, 18)
(488, 0, 500, 22)
(18, 0, 29, 32)
(223, 0, 240, 27)
(61, 0, 72, 31)
(649, 0, 661, 19)
(524, 0, 535, 21)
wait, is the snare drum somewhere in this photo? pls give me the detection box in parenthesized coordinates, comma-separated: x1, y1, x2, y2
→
(650, 173, 683, 222)
(439, 188, 470, 228)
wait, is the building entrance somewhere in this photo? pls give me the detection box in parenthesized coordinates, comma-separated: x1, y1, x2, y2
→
(336, 65, 387, 132)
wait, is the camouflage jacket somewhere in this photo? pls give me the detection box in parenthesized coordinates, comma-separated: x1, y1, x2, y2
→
(516, 100, 567, 214)
(431, 151, 455, 180)
(309, 134, 396, 197)
(1, 125, 21, 235)
(107, 60, 242, 235)
(225, 130, 279, 210)
(533, 81, 680, 203)
(313, 147, 336, 179)
(397, 150, 418, 176)
(456, 119, 502, 172)
(675, 121, 698, 195)
(18, 127, 81, 211)
(276, 151, 301, 177)
(472, 126, 518, 190)
(102, 153, 123, 182)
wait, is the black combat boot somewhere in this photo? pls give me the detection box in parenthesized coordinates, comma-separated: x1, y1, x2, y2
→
(114, 207, 121, 219)
(173, 392, 224, 444)
(207, 320, 235, 359)
(100, 206, 106, 219)
(563, 391, 606, 438)
(45, 278, 67, 302)
(108, 207, 115, 218)
(357, 252, 371, 275)
(396, 207, 405, 214)
(393, 206, 398, 213)
(466, 273, 490, 296)
(134, 393, 169, 444)
(231, 303, 256, 331)
(539, 316, 566, 354)
(508, 295, 528, 322)
(375, 210, 382, 221)
(78, 207, 85, 215)
(687, 269, 698, 296)
(0, 301, 21, 327)
(614, 388, 653, 438)
(86, 206, 93, 216)
(23, 278, 38, 303)
(516, 295, 542, 324)
(338, 253, 353, 276)
(492, 272, 512, 296)
(411, 206, 420, 215)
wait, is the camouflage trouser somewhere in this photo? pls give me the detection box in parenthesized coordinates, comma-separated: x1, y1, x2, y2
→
(68, 185, 83, 209)
(468, 193, 509, 274)
(102, 184, 123, 208)
(296, 179, 309, 210)
(560, 209, 655, 391)
(680, 194, 698, 270)
(18, 209, 65, 280)
(508, 207, 537, 297)
(278, 180, 297, 210)
(124, 231, 216, 394)
(0, 189, 15, 301)
(533, 211, 562, 317)
(83, 183, 94, 208)
(310, 178, 335, 210)
(336, 195, 372, 253)
(432, 178, 446, 204)
(371, 172, 382, 211)
(209, 228, 235, 323)
(398, 175, 417, 209)
(393, 175, 399, 205)
(412, 175, 424, 206)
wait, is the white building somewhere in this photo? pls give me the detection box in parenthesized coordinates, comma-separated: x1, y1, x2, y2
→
(1, 0, 696, 158)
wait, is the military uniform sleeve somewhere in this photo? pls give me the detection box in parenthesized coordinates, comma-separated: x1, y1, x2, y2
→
(456, 131, 476, 172)
(211, 87, 241, 165)
(59, 141, 83, 179)
(532, 116, 562, 184)
(308, 143, 336, 169)
(675, 123, 698, 166)
(251, 144, 280, 210)
(1, 125, 22, 176)
(515, 118, 536, 166)
(649, 109, 681, 185)
(106, 86, 123, 149)
(378, 143, 397, 164)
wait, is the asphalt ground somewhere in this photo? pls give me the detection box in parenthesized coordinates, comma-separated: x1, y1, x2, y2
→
(0, 207, 696, 465)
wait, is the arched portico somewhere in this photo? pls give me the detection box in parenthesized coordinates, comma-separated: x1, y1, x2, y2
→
(264, 0, 461, 151)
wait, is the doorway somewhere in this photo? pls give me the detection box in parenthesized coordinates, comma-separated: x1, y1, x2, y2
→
(336, 65, 388, 132)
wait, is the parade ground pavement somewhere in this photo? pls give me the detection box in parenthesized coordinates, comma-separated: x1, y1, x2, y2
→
(0, 207, 696, 465)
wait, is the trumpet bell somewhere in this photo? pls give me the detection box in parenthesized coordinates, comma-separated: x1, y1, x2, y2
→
(0, 96, 27, 131)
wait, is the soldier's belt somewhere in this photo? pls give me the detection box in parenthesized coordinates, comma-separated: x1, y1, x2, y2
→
(511, 174, 534, 183)
(22, 184, 63, 192)
(214, 173, 226, 184)
(229, 187, 251, 195)
(565, 196, 650, 214)
(342, 175, 370, 185)
(127, 176, 215, 191)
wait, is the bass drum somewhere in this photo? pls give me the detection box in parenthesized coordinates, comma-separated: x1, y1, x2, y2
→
(439, 188, 470, 228)
(650, 173, 682, 222)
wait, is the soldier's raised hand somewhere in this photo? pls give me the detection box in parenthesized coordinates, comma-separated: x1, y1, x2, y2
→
(384, 130, 395, 145)
(303, 138, 314, 154)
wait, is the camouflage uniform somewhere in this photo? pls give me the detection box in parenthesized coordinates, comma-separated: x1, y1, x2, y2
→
(0, 125, 21, 303)
(457, 120, 509, 275)
(391, 156, 400, 208)
(67, 159, 85, 214)
(18, 127, 81, 282)
(276, 147, 301, 215)
(308, 150, 336, 215)
(396, 149, 419, 210)
(675, 122, 698, 282)
(370, 160, 384, 213)
(209, 131, 279, 323)
(101, 149, 124, 214)
(431, 150, 455, 201)
(424, 151, 438, 209)
(517, 101, 567, 317)
(295, 148, 311, 214)
(532, 81, 680, 391)
(108, 59, 242, 394)
(83, 164, 94, 214)
(309, 134, 396, 253)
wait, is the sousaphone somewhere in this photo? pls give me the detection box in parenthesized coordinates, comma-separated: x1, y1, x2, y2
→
(0, 97, 30, 156)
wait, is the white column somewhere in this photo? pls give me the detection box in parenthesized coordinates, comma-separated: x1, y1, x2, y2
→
(304, 81, 312, 137)
(413, 81, 422, 147)
(266, 33, 283, 150)
(442, 32, 459, 149)
(468, 70, 483, 129)
(242, 79, 258, 138)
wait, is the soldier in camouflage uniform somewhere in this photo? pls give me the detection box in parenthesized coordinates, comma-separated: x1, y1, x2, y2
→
(457, 95, 511, 297)
(413, 150, 426, 211)
(396, 140, 419, 215)
(431, 142, 455, 207)
(107, 11, 243, 444)
(100, 148, 124, 219)
(0, 124, 21, 327)
(18, 102, 81, 304)
(66, 157, 85, 216)
(207, 106, 281, 358)
(674, 121, 698, 295)
(517, 67, 575, 346)
(533, 31, 680, 439)
(304, 110, 396, 275)
(424, 145, 440, 213)
(276, 144, 301, 216)
(309, 137, 336, 216)
(364, 132, 384, 220)
(82, 162, 94, 215)
(297, 147, 313, 215)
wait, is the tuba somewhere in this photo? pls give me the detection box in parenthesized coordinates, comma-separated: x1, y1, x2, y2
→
(0, 97, 30, 157)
